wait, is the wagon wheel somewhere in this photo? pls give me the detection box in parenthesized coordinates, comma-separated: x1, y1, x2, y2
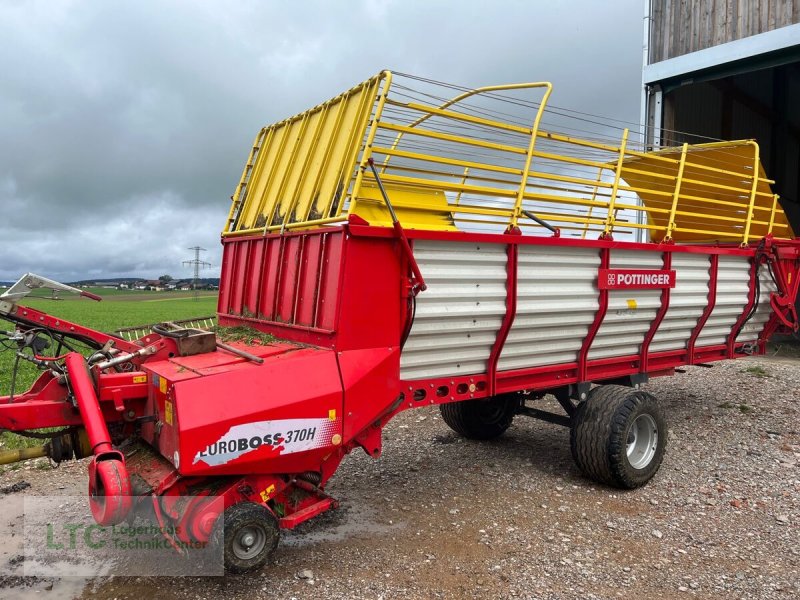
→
(570, 385, 667, 489)
(211, 502, 280, 574)
(439, 393, 520, 440)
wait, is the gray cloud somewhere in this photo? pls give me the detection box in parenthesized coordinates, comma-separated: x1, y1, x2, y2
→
(0, 0, 642, 282)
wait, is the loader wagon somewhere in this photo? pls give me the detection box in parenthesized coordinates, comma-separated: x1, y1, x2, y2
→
(1, 71, 799, 573)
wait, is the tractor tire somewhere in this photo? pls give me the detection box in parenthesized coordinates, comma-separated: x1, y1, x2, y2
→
(211, 502, 280, 574)
(439, 394, 519, 440)
(570, 385, 666, 489)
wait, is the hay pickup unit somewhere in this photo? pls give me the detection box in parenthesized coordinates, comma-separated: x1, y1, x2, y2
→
(2, 72, 799, 573)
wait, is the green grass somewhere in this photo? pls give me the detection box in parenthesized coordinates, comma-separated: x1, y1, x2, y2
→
(212, 325, 276, 345)
(0, 293, 219, 458)
(741, 365, 770, 378)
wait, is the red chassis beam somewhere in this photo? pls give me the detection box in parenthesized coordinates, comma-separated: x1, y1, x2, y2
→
(0, 370, 149, 430)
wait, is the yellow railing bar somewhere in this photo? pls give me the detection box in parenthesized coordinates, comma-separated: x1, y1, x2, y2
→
(252, 125, 291, 229)
(375, 161, 620, 201)
(740, 141, 761, 245)
(389, 100, 532, 136)
(234, 127, 275, 231)
(225, 127, 267, 233)
(373, 146, 523, 176)
(454, 168, 470, 206)
(228, 216, 349, 237)
(768, 194, 779, 234)
(515, 83, 558, 230)
(530, 149, 611, 172)
(664, 143, 689, 241)
(372, 171, 778, 233)
(348, 72, 395, 214)
(582, 166, 607, 239)
(329, 77, 384, 219)
(265, 111, 312, 231)
(678, 176, 775, 197)
(541, 129, 775, 185)
(381, 81, 552, 173)
(300, 94, 351, 223)
(504, 83, 551, 229)
(280, 103, 331, 229)
(602, 128, 629, 237)
(377, 121, 527, 155)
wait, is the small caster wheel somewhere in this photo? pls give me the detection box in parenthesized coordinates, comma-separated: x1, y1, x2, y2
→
(212, 502, 279, 574)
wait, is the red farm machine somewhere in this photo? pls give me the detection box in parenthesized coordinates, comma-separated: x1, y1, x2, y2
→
(2, 72, 799, 573)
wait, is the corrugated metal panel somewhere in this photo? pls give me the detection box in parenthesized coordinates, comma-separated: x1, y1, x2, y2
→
(696, 255, 750, 346)
(737, 265, 778, 342)
(218, 231, 343, 331)
(649, 253, 712, 353)
(588, 250, 663, 361)
(400, 240, 507, 380)
(498, 246, 600, 371)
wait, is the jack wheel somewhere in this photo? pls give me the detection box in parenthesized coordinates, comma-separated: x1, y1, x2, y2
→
(212, 502, 279, 574)
(439, 393, 519, 440)
(570, 385, 666, 489)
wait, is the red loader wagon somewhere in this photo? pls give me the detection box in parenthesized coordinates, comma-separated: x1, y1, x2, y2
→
(1, 72, 799, 573)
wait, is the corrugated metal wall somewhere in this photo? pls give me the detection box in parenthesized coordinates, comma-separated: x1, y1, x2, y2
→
(695, 255, 751, 346)
(400, 240, 768, 382)
(400, 240, 508, 380)
(499, 246, 600, 370)
(218, 231, 343, 331)
(738, 264, 779, 341)
(650, 0, 800, 63)
(589, 251, 664, 361)
(650, 253, 712, 352)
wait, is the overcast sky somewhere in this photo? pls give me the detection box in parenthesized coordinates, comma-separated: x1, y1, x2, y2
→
(0, 0, 644, 282)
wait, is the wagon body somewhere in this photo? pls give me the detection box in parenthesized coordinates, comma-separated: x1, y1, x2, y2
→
(217, 222, 792, 424)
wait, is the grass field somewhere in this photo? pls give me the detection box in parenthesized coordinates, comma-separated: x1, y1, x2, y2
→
(0, 289, 218, 458)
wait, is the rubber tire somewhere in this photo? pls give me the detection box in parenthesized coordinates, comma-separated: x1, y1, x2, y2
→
(570, 385, 666, 489)
(211, 502, 279, 574)
(439, 394, 519, 440)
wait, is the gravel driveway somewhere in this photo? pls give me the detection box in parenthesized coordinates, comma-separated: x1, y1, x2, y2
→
(1, 354, 798, 599)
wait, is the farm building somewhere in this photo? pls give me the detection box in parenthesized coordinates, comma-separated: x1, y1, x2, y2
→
(642, 1, 800, 235)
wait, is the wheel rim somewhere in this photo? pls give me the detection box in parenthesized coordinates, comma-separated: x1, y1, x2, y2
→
(626, 414, 658, 470)
(232, 524, 268, 560)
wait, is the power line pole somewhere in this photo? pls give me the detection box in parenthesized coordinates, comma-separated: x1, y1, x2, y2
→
(182, 246, 211, 301)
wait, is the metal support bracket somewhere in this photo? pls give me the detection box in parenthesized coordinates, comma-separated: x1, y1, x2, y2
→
(365, 158, 427, 295)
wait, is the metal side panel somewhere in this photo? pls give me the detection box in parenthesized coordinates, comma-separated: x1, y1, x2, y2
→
(588, 250, 663, 361)
(400, 240, 507, 380)
(737, 266, 778, 343)
(649, 253, 712, 354)
(696, 255, 751, 347)
(498, 246, 600, 371)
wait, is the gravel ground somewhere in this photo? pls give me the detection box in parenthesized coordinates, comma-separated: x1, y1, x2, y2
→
(0, 354, 798, 600)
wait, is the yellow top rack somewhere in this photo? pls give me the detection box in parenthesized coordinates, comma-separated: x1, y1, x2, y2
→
(223, 71, 793, 245)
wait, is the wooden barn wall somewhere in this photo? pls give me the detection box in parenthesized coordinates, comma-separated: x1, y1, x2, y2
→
(650, 0, 800, 63)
